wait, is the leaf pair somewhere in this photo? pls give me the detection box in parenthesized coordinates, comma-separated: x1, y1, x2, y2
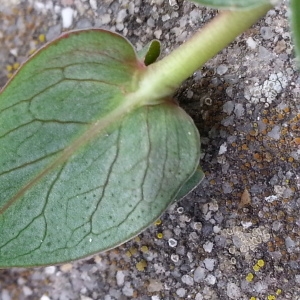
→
(0, 30, 202, 267)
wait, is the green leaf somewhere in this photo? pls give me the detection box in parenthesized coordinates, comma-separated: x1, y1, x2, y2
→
(291, 0, 300, 62)
(0, 29, 200, 267)
(176, 166, 205, 200)
(190, 0, 274, 10)
(137, 40, 161, 66)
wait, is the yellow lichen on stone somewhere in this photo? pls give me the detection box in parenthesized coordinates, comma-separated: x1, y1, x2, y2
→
(253, 264, 260, 272)
(38, 34, 46, 43)
(257, 259, 265, 267)
(136, 260, 147, 271)
(156, 233, 163, 239)
(154, 219, 162, 225)
(140, 245, 149, 253)
(246, 272, 254, 282)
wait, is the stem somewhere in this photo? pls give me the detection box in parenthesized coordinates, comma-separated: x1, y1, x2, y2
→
(138, 3, 272, 102)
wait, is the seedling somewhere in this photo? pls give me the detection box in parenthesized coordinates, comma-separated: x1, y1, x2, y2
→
(0, 0, 298, 267)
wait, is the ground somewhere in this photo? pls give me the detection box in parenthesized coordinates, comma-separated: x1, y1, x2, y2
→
(0, 0, 299, 299)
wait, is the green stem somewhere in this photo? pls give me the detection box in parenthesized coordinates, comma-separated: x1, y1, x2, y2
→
(138, 3, 272, 102)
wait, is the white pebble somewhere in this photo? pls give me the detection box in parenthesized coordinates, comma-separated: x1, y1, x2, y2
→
(122, 282, 134, 297)
(203, 258, 216, 271)
(45, 266, 56, 275)
(203, 241, 214, 253)
(89, 0, 97, 10)
(218, 142, 227, 155)
(23, 286, 33, 296)
(205, 274, 216, 285)
(227, 282, 241, 299)
(176, 288, 187, 297)
(116, 270, 125, 286)
(181, 274, 194, 286)
(246, 37, 257, 49)
(61, 7, 74, 28)
(216, 64, 228, 75)
(194, 267, 206, 283)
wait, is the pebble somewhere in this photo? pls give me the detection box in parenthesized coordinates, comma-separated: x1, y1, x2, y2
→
(116, 9, 127, 23)
(203, 241, 214, 253)
(116, 270, 125, 286)
(61, 7, 75, 28)
(267, 125, 281, 140)
(176, 288, 187, 297)
(23, 286, 33, 296)
(203, 258, 216, 271)
(181, 274, 194, 286)
(205, 274, 216, 285)
(1, 290, 11, 300)
(260, 26, 274, 40)
(45, 266, 56, 275)
(223, 101, 235, 115)
(194, 267, 206, 282)
(216, 64, 228, 75)
(218, 142, 227, 155)
(76, 18, 92, 29)
(285, 236, 296, 252)
(195, 293, 203, 300)
(226, 282, 241, 299)
(46, 24, 62, 42)
(148, 279, 163, 292)
(122, 282, 134, 297)
(246, 37, 257, 49)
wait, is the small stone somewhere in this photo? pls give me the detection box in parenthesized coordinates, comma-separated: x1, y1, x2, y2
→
(40, 296, 51, 300)
(60, 263, 73, 272)
(218, 142, 227, 155)
(216, 64, 228, 75)
(267, 125, 281, 140)
(203, 258, 216, 271)
(176, 288, 187, 297)
(89, 0, 97, 10)
(194, 267, 206, 282)
(116, 9, 127, 23)
(205, 274, 216, 285)
(148, 279, 163, 292)
(223, 101, 234, 114)
(100, 14, 111, 25)
(181, 274, 194, 286)
(46, 24, 62, 41)
(45, 266, 56, 275)
(234, 103, 244, 118)
(61, 7, 74, 28)
(203, 241, 214, 253)
(116, 270, 125, 286)
(260, 26, 274, 40)
(226, 282, 241, 299)
(76, 18, 92, 29)
(272, 220, 282, 231)
(122, 282, 134, 297)
(246, 37, 257, 49)
(147, 17, 155, 27)
(23, 286, 33, 296)
(195, 293, 203, 300)
(238, 189, 251, 208)
(285, 236, 296, 252)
